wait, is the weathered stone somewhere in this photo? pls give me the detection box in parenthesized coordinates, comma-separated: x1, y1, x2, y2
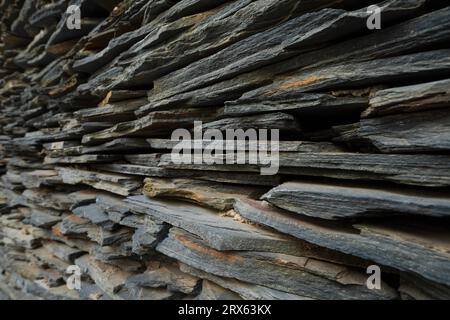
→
(224, 93, 368, 118)
(95, 163, 281, 186)
(29, 0, 68, 28)
(143, 178, 263, 211)
(58, 166, 141, 196)
(154, 0, 427, 100)
(147, 138, 343, 153)
(20, 170, 62, 188)
(43, 241, 85, 263)
(234, 198, 450, 287)
(44, 154, 121, 165)
(159, 152, 450, 187)
(57, 214, 98, 238)
(74, 98, 148, 122)
(81, 108, 218, 145)
(1, 225, 41, 249)
(78, 282, 111, 300)
(90, 227, 134, 247)
(126, 264, 200, 294)
(363, 79, 450, 118)
(118, 285, 176, 300)
(357, 109, 450, 153)
(82, 138, 150, 154)
(75, 255, 132, 296)
(157, 228, 398, 300)
(196, 280, 242, 300)
(125, 195, 301, 253)
(399, 274, 450, 300)
(137, 6, 450, 114)
(240, 49, 450, 98)
(262, 181, 450, 220)
(22, 188, 74, 211)
(180, 263, 310, 300)
(72, 203, 111, 226)
(202, 112, 301, 132)
(29, 210, 62, 229)
(28, 246, 72, 273)
(82, 0, 311, 97)
(2, 0, 450, 301)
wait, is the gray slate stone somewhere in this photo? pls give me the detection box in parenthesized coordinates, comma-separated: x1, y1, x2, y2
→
(262, 181, 450, 220)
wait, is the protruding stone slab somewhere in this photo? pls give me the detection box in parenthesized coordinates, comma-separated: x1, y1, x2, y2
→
(159, 152, 450, 187)
(75, 255, 133, 296)
(157, 228, 398, 300)
(180, 263, 310, 300)
(363, 79, 450, 118)
(58, 167, 141, 196)
(143, 178, 263, 210)
(125, 195, 300, 253)
(234, 198, 450, 287)
(262, 181, 450, 220)
(357, 109, 450, 153)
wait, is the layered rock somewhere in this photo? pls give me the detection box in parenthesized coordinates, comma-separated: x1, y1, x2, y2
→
(0, 0, 449, 300)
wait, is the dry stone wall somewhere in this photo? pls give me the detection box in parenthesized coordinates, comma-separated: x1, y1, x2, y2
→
(0, 0, 449, 300)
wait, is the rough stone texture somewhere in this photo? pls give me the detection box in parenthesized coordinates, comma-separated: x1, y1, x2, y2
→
(1, 0, 450, 300)
(262, 181, 450, 220)
(125, 195, 300, 253)
(157, 228, 398, 300)
(362, 79, 450, 118)
(234, 198, 450, 287)
(143, 177, 264, 210)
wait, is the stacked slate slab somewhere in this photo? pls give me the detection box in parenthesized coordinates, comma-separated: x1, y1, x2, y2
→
(0, 0, 449, 300)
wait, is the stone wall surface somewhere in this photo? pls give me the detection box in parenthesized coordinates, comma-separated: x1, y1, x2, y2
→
(0, 0, 449, 300)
